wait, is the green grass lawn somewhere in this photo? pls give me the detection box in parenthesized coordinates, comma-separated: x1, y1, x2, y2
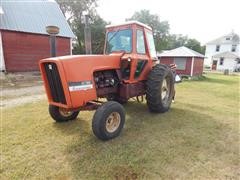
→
(1, 73, 240, 179)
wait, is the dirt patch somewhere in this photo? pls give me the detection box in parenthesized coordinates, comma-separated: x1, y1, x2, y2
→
(1, 71, 43, 89)
(1, 85, 46, 108)
(2, 85, 44, 97)
(1, 71, 46, 108)
(1, 94, 46, 108)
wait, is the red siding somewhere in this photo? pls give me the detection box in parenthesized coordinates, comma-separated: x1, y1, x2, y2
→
(160, 57, 174, 65)
(2, 30, 71, 72)
(160, 57, 192, 76)
(193, 57, 204, 76)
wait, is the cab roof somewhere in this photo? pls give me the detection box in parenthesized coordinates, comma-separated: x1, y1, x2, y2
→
(106, 21, 152, 31)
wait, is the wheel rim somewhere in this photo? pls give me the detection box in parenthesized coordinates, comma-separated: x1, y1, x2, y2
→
(59, 108, 74, 117)
(161, 78, 170, 102)
(106, 112, 121, 133)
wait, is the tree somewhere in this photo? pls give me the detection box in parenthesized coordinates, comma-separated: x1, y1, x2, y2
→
(166, 34, 188, 49)
(166, 36, 205, 54)
(185, 39, 203, 54)
(126, 9, 170, 52)
(126, 9, 205, 54)
(90, 15, 108, 54)
(56, 0, 97, 23)
(56, 0, 107, 54)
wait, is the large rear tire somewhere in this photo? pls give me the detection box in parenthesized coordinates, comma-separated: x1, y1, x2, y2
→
(49, 105, 80, 122)
(92, 101, 125, 140)
(146, 64, 175, 113)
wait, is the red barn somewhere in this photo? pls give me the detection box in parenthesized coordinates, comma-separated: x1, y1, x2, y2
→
(157, 46, 205, 76)
(0, 0, 75, 72)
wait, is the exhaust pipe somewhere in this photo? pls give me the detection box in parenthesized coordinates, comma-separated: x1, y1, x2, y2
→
(46, 26, 60, 57)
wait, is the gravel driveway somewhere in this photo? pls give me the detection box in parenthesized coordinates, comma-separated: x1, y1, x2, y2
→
(1, 85, 46, 108)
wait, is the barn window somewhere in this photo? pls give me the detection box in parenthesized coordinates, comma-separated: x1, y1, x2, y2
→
(219, 57, 224, 65)
(216, 45, 220, 52)
(232, 45, 237, 52)
(174, 57, 187, 70)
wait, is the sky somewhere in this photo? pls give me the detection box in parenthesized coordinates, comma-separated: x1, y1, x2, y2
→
(96, 0, 240, 45)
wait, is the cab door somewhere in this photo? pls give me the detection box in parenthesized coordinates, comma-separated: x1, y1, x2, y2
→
(133, 29, 151, 81)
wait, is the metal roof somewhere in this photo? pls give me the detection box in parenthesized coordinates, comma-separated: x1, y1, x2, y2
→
(157, 46, 205, 58)
(106, 21, 152, 30)
(0, 0, 75, 38)
(212, 51, 240, 59)
(206, 32, 240, 45)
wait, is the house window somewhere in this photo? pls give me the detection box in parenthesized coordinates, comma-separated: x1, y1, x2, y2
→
(237, 59, 240, 64)
(174, 57, 187, 70)
(219, 57, 224, 65)
(216, 45, 220, 52)
(232, 45, 237, 52)
(136, 30, 146, 54)
(226, 37, 231, 40)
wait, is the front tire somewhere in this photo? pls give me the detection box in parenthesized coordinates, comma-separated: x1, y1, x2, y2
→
(49, 105, 80, 122)
(92, 101, 125, 140)
(146, 64, 175, 113)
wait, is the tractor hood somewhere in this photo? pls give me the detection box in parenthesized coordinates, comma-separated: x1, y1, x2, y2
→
(39, 53, 123, 108)
(40, 53, 123, 83)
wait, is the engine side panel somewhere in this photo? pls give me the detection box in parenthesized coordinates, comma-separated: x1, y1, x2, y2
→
(40, 54, 122, 109)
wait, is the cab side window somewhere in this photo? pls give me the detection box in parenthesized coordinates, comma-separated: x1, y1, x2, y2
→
(136, 30, 146, 54)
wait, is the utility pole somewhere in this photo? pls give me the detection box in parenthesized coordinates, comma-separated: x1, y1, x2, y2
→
(84, 14, 92, 54)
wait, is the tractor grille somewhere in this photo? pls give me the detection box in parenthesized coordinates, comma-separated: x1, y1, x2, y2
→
(44, 62, 66, 104)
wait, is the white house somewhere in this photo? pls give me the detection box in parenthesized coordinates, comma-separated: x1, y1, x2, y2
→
(204, 32, 240, 71)
(212, 52, 240, 72)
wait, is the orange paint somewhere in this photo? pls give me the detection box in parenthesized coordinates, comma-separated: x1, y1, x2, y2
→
(39, 22, 155, 110)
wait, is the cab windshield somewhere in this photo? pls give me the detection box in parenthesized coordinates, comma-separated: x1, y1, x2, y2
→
(106, 29, 132, 54)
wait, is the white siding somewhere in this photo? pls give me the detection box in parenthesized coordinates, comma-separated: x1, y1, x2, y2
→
(234, 44, 240, 53)
(213, 57, 237, 71)
(205, 44, 232, 65)
(205, 44, 240, 66)
(204, 44, 217, 66)
(0, 31, 5, 71)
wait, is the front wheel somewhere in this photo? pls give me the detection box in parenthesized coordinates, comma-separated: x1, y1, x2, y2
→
(49, 105, 80, 122)
(92, 101, 125, 140)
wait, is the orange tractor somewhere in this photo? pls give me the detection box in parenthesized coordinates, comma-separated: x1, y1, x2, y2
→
(39, 21, 176, 140)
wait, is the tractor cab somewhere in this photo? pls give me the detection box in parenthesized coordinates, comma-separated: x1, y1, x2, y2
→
(104, 21, 158, 83)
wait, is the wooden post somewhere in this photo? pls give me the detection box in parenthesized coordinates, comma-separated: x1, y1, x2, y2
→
(84, 15, 92, 54)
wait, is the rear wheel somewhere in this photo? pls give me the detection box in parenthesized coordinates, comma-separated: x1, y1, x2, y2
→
(92, 101, 125, 140)
(49, 105, 80, 122)
(146, 64, 175, 113)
